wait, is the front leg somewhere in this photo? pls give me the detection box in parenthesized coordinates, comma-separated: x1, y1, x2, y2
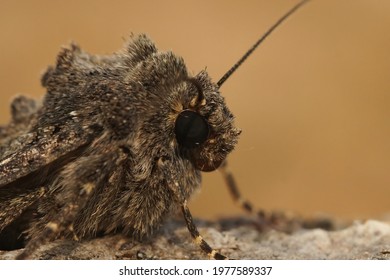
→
(219, 160, 300, 232)
(181, 199, 227, 260)
(159, 156, 228, 260)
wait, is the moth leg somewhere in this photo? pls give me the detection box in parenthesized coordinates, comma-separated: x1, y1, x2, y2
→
(219, 160, 273, 229)
(219, 160, 254, 214)
(181, 199, 227, 260)
(160, 157, 227, 259)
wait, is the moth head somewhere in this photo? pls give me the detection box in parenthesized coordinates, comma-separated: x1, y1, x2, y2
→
(173, 0, 311, 171)
(173, 73, 240, 172)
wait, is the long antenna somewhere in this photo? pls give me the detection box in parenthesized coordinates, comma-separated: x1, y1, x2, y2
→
(217, 0, 311, 88)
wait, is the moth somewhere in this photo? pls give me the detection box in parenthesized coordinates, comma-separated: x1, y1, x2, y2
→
(0, 0, 309, 259)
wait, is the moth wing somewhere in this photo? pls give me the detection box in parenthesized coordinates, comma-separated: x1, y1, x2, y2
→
(0, 123, 101, 187)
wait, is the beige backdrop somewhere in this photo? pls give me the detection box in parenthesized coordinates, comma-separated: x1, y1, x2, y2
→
(1, 0, 389, 221)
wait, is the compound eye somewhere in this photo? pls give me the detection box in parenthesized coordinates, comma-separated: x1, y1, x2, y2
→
(175, 110, 209, 148)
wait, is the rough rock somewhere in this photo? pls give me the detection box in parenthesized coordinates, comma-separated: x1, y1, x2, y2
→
(1, 215, 390, 260)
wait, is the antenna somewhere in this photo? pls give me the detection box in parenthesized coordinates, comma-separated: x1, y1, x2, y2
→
(217, 0, 311, 88)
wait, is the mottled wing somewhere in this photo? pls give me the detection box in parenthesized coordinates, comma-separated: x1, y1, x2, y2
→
(0, 121, 101, 238)
(0, 123, 100, 187)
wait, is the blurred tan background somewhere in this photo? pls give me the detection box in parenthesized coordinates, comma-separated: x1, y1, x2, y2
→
(1, 0, 389, 221)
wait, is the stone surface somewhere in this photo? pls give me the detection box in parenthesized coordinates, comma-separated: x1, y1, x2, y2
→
(1, 216, 390, 260)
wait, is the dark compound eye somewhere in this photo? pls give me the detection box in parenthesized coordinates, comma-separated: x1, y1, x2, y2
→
(175, 110, 209, 148)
